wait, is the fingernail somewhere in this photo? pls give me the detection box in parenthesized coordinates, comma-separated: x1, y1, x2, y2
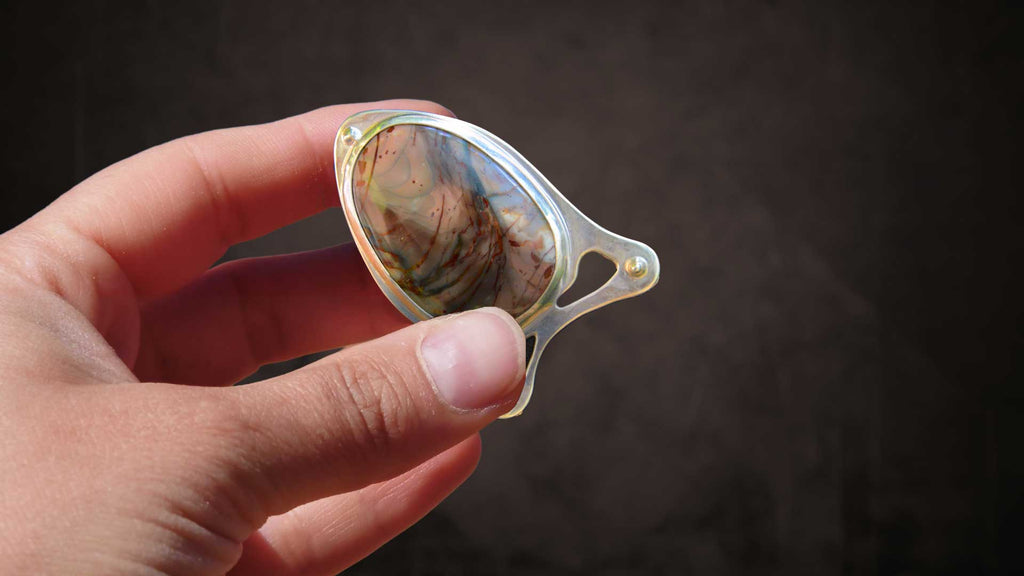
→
(421, 308, 524, 411)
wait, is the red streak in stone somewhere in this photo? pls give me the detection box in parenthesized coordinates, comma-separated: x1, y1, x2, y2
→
(364, 138, 380, 202)
(412, 195, 446, 270)
(501, 213, 523, 236)
(459, 208, 508, 307)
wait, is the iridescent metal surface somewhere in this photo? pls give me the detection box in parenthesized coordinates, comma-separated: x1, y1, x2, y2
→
(352, 125, 557, 317)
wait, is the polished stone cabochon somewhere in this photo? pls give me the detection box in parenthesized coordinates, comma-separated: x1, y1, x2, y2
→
(352, 124, 556, 318)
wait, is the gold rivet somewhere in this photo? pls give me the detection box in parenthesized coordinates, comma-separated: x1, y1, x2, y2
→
(624, 256, 648, 278)
(341, 126, 362, 145)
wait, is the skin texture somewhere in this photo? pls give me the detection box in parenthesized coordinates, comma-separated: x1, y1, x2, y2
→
(0, 100, 526, 575)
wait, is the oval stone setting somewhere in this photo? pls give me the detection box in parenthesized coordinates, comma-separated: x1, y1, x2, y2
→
(352, 124, 557, 318)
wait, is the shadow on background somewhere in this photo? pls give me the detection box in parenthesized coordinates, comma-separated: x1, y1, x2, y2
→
(2, 1, 1020, 574)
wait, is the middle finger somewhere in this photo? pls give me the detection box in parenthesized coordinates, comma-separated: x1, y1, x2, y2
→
(134, 243, 408, 386)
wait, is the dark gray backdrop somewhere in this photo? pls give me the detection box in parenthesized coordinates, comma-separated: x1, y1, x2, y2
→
(2, 1, 1020, 574)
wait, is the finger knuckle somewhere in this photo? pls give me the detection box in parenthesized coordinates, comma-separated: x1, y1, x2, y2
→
(314, 350, 421, 462)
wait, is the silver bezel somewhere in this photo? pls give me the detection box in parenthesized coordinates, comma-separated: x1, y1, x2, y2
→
(335, 110, 659, 417)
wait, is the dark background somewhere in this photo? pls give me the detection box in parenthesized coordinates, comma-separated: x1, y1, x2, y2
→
(2, 1, 1021, 574)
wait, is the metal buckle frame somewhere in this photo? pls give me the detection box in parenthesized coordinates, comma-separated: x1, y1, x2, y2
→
(335, 110, 659, 417)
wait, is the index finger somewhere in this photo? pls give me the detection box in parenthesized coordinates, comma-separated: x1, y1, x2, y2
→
(35, 99, 453, 301)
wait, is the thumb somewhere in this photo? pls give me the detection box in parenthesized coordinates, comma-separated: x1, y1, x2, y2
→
(221, 307, 524, 516)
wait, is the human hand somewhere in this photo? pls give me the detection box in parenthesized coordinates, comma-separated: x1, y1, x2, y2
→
(0, 100, 525, 575)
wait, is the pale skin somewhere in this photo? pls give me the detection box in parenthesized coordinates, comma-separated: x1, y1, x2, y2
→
(0, 100, 526, 575)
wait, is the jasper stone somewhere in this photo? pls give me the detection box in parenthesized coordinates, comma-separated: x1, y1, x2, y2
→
(352, 124, 556, 318)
